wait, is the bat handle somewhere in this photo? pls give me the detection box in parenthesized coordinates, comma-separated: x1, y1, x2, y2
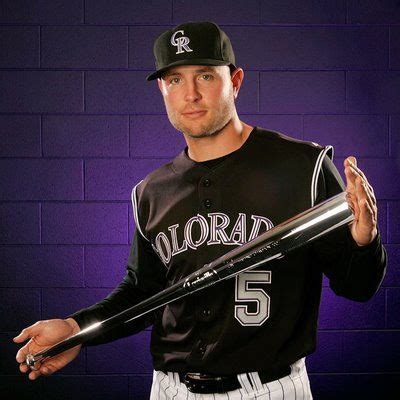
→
(25, 353, 46, 370)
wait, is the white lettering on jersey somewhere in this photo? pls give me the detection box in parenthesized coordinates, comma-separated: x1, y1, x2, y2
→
(168, 223, 187, 256)
(154, 212, 274, 265)
(229, 212, 247, 245)
(184, 214, 209, 249)
(207, 213, 231, 245)
(248, 215, 275, 241)
(155, 231, 172, 264)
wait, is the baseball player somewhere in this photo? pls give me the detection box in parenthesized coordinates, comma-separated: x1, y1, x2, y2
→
(15, 21, 387, 399)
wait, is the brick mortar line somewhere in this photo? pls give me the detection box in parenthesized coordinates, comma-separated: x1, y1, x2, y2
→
(0, 68, 396, 72)
(38, 25, 41, 68)
(1, 23, 399, 27)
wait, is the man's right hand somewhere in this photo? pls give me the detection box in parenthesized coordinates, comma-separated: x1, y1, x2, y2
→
(14, 318, 82, 380)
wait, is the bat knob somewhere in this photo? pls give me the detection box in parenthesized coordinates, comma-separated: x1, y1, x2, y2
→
(25, 354, 41, 370)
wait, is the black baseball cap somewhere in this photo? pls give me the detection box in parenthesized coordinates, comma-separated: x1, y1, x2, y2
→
(146, 21, 236, 81)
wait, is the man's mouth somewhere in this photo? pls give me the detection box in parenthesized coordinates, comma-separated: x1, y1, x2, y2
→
(182, 110, 207, 118)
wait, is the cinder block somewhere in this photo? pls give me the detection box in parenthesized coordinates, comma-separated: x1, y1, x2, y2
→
(86, 330, 152, 374)
(129, 26, 169, 69)
(0, 203, 39, 244)
(0, 0, 83, 24)
(304, 115, 388, 158)
(260, 72, 345, 114)
(0, 116, 40, 157)
(173, 0, 259, 24)
(0, 245, 83, 287)
(310, 373, 400, 400)
(307, 331, 343, 373)
(42, 115, 129, 157)
(342, 331, 400, 372)
(0, 71, 83, 113)
(85, 71, 163, 113)
(0, 159, 83, 200)
(0, 332, 22, 375)
(261, 0, 346, 24)
(348, 0, 400, 24)
(130, 115, 185, 157)
(41, 26, 127, 68)
(85, 0, 171, 24)
(42, 376, 129, 400)
(0, 288, 40, 330)
(226, 26, 387, 70)
(129, 374, 153, 400)
(387, 288, 400, 328)
(85, 159, 168, 200)
(347, 71, 400, 114)
(239, 115, 303, 140)
(42, 288, 110, 319)
(388, 201, 400, 243)
(376, 200, 387, 245)
(85, 245, 130, 288)
(390, 115, 400, 158)
(383, 245, 400, 287)
(236, 71, 258, 113)
(0, 375, 43, 399)
(42, 203, 128, 244)
(319, 288, 385, 329)
(0, 27, 39, 68)
(391, 26, 400, 69)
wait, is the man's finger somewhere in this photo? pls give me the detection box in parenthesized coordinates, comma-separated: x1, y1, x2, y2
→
(13, 321, 42, 343)
(13, 328, 32, 343)
(28, 369, 42, 380)
(40, 363, 57, 376)
(347, 161, 375, 196)
(16, 344, 29, 363)
(19, 363, 29, 373)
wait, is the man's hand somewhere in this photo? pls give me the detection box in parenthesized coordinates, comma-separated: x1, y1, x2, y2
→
(344, 156, 378, 246)
(14, 318, 82, 380)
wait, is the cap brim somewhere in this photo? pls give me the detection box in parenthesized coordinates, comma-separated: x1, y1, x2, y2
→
(146, 59, 235, 81)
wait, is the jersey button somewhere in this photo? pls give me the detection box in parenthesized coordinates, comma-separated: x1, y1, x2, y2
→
(198, 343, 207, 355)
(203, 178, 211, 187)
(202, 309, 211, 317)
(204, 199, 212, 208)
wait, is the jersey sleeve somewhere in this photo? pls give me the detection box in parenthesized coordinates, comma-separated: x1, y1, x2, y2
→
(310, 153, 387, 302)
(68, 228, 167, 346)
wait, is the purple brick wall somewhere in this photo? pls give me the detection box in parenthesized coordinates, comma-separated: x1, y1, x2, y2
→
(1, 1, 399, 399)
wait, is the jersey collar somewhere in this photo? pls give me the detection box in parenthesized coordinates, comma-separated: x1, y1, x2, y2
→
(171, 126, 258, 183)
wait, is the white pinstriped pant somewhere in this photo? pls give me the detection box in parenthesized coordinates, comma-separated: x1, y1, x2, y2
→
(149, 358, 313, 399)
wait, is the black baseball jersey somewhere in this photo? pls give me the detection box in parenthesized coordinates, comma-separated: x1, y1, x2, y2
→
(71, 126, 387, 375)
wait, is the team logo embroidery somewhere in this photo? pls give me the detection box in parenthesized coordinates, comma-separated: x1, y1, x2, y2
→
(170, 30, 193, 54)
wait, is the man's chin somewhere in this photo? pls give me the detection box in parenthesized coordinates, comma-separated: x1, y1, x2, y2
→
(185, 130, 219, 139)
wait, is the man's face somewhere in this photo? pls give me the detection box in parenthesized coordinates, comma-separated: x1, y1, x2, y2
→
(157, 65, 237, 139)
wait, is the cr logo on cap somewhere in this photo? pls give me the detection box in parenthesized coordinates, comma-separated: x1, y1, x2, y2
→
(170, 30, 193, 55)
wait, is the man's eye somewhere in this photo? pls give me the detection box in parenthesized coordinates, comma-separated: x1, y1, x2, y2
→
(201, 74, 213, 81)
(169, 77, 181, 84)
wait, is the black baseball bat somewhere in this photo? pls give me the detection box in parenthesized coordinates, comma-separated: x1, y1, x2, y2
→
(25, 191, 354, 369)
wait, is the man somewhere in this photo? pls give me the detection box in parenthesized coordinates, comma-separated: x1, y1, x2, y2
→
(15, 21, 386, 399)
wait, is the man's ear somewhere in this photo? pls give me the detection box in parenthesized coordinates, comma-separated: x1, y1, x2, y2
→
(230, 68, 244, 99)
(157, 78, 163, 92)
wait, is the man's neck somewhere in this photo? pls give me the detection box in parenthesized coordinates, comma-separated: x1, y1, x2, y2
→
(185, 119, 253, 162)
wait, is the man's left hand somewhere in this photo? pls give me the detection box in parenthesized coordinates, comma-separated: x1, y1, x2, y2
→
(344, 156, 378, 246)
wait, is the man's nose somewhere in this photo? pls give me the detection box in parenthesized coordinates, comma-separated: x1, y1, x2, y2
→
(184, 80, 201, 102)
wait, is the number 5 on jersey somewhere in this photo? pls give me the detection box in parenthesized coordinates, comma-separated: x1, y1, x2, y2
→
(234, 270, 271, 326)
